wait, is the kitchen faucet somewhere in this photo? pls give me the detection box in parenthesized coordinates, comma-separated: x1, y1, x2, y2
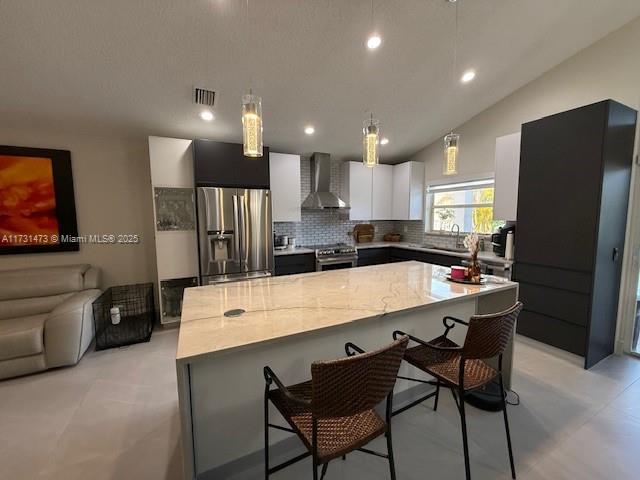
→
(451, 224, 463, 248)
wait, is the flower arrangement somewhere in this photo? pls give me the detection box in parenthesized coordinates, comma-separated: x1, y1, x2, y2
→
(463, 233, 482, 282)
(463, 232, 480, 256)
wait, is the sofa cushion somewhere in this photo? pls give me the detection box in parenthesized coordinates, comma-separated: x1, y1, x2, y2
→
(0, 265, 91, 301)
(0, 354, 46, 380)
(0, 314, 46, 361)
(0, 293, 74, 320)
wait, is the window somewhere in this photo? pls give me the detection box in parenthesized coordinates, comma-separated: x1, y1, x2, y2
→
(426, 179, 504, 234)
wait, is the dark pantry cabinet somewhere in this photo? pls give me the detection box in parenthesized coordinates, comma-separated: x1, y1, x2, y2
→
(514, 99, 637, 368)
(193, 139, 270, 188)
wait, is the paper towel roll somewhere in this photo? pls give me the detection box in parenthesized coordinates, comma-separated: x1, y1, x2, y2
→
(505, 232, 514, 260)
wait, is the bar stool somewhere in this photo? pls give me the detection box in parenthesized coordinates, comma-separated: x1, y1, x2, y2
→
(392, 302, 523, 480)
(263, 335, 409, 479)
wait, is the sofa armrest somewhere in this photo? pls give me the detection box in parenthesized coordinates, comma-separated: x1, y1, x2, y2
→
(44, 289, 102, 368)
(83, 267, 101, 290)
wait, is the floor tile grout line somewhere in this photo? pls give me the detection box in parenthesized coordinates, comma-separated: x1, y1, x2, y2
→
(36, 378, 95, 478)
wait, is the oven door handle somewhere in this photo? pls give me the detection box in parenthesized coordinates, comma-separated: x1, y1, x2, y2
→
(316, 257, 358, 271)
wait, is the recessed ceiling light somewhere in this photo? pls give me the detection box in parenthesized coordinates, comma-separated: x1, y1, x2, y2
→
(367, 34, 382, 50)
(199, 110, 214, 121)
(461, 70, 476, 83)
(304, 126, 315, 135)
(380, 137, 389, 145)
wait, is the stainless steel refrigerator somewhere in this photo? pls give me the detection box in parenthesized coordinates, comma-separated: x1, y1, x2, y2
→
(196, 187, 273, 285)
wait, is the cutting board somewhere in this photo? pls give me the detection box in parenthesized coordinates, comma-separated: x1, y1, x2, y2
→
(353, 224, 375, 243)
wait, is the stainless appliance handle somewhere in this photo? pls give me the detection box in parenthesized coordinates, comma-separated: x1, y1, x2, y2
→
(316, 257, 358, 271)
(205, 271, 272, 285)
(238, 194, 249, 268)
(232, 195, 241, 263)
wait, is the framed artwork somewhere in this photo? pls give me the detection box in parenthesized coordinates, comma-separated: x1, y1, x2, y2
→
(0, 145, 79, 254)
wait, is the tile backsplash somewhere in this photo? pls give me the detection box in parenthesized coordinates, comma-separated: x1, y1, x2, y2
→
(275, 213, 396, 246)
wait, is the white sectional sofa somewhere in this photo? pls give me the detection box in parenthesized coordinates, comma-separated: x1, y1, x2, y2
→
(0, 264, 101, 380)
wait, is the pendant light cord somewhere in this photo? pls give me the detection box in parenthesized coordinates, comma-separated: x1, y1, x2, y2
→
(371, 0, 374, 27)
(447, 0, 460, 135)
(453, 0, 458, 85)
(246, 0, 253, 89)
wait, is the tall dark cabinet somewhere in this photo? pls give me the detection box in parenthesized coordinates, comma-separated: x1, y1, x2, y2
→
(514, 99, 637, 369)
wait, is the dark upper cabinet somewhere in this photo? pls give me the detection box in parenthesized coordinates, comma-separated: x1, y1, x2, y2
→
(193, 139, 270, 188)
(515, 100, 637, 368)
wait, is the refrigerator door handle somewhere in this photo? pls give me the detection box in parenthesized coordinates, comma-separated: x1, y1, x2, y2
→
(238, 194, 249, 269)
(232, 195, 241, 264)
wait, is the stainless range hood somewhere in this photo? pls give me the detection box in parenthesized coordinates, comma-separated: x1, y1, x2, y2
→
(301, 153, 349, 209)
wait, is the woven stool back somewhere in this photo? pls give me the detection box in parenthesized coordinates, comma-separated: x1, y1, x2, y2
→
(310, 336, 408, 419)
(462, 302, 523, 360)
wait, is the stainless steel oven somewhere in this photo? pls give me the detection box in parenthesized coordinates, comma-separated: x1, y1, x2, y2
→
(316, 256, 358, 271)
(312, 244, 358, 272)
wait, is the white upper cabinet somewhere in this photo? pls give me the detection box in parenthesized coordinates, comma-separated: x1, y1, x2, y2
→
(342, 161, 373, 220)
(269, 153, 301, 222)
(149, 136, 194, 187)
(371, 164, 394, 220)
(392, 161, 425, 220)
(493, 132, 521, 221)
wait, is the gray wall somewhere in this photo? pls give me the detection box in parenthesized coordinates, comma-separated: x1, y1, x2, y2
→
(410, 16, 640, 184)
(0, 127, 157, 288)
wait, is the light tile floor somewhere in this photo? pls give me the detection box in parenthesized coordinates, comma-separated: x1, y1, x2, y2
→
(1, 328, 639, 480)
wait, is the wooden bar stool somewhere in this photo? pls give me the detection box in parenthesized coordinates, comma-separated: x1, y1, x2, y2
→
(392, 302, 523, 480)
(263, 335, 409, 479)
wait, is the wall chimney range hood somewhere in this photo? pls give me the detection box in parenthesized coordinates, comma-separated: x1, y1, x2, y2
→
(301, 153, 348, 209)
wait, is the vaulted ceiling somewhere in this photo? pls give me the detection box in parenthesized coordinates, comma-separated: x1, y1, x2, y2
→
(1, 0, 639, 162)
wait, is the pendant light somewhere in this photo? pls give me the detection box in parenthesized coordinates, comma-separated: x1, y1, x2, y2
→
(242, 0, 263, 157)
(443, 0, 460, 176)
(242, 90, 263, 157)
(362, 2, 381, 168)
(363, 114, 380, 168)
(443, 132, 459, 175)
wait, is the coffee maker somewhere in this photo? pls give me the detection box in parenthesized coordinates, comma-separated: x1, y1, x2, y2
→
(491, 223, 516, 257)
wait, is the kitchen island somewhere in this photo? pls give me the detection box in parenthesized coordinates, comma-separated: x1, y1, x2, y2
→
(176, 261, 518, 479)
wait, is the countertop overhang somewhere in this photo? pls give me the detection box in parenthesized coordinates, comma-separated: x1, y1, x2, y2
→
(177, 261, 517, 363)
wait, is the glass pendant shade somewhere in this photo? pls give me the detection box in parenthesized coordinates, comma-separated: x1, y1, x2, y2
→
(362, 117, 380, 167)
(443, 132, 459, 175)
(242, 92, 263, 157)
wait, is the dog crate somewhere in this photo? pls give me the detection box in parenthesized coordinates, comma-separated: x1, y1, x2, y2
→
(92, 283, 154, 350)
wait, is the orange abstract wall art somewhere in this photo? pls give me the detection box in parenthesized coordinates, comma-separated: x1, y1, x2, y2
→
(0, 155, 60, 246)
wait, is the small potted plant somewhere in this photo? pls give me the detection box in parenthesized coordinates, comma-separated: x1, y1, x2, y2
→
(463, 233, 482, 283)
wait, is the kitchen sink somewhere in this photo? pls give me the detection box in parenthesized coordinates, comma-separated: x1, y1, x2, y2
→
(407, 244, 468, 254)
(408, 243, 437, 249)
(434, 247, 468, 253)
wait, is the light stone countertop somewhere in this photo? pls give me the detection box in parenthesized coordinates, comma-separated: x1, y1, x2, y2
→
(177, 261, 517, 363)
(273, 246, 315, 256)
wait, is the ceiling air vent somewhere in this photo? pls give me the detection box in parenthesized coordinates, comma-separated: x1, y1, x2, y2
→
(194, 87, 216, 107)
